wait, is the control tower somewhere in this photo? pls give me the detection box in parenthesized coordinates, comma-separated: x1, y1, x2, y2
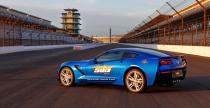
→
(61, 9, 81, 36)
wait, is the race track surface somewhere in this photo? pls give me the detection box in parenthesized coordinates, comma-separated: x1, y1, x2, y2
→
(0, 44, 210, 108)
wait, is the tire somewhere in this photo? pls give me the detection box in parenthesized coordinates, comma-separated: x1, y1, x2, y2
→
(59, 67, 74, 87)
(125, 69, 146, 93)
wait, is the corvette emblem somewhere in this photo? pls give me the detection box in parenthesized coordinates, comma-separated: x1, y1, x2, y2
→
(141, 59, 148, 64)
(177, 60, 180, 65)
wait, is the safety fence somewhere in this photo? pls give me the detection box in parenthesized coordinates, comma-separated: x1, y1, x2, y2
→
(121, 0, 210, 46)
(0, 23, 85, 46)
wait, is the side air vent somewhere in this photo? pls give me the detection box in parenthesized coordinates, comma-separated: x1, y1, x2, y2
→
(74, 65, 86, 75)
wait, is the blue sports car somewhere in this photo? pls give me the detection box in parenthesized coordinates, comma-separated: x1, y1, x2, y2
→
(57, 48, 187, 93)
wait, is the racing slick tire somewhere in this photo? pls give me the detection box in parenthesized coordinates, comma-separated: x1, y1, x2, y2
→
(125, 69, 146, 93)
(59, 67, 74, 87)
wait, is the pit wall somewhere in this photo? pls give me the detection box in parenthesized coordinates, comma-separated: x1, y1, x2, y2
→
(121, 43, 210, 57)
(0, 44, 106, 55)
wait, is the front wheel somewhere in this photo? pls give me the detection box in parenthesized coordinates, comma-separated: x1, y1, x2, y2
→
(59, 67, 74, 87)
(125, 69, 146, 93)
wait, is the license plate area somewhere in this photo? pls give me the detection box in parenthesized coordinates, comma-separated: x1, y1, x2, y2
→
(172, 70, 184, 78)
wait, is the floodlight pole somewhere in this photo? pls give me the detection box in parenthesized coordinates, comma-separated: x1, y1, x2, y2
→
(109, 27, 112, 44)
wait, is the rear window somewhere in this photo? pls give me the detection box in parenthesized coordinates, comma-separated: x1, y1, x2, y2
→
(140, 49, 170, 57)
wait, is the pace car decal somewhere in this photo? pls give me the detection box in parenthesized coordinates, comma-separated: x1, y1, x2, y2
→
(93, 66, 113, 74)
(87, 78, 115, 81)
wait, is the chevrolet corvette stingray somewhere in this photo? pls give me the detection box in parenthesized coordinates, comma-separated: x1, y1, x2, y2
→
(57, 48, 187, 93)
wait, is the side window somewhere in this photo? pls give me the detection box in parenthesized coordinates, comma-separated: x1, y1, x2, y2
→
(96, 51, 124, 62)
(123, 52, 138, 59)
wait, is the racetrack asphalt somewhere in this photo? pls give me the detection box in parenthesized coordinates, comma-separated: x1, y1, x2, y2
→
(0, 44, 210, 108)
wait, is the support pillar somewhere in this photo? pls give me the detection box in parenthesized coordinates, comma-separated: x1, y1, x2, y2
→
(166, 2, 184, 45)
(196, 0, 207, 46)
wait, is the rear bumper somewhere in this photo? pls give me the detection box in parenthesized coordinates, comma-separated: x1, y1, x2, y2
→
(156, 67, 187, 85)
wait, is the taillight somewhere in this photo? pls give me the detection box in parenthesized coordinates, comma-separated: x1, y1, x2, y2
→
(160, 60, 172, 65)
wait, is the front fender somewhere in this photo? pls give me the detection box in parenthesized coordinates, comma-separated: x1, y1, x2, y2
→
(57, 62, 84, 84)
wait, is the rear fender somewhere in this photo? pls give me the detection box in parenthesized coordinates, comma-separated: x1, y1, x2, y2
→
(137, 58, 160, 86)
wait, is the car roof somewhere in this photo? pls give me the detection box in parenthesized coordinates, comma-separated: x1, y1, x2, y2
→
(109, 48, 170, 57)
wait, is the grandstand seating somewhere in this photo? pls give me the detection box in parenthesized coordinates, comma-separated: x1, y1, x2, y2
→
(0, 5, 87, 46)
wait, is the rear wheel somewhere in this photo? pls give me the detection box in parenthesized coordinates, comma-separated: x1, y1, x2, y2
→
(59, 67, 74, 87)
(125, 69, 146, 93)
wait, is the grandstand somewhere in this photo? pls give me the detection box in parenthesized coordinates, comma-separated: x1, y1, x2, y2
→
(0, 5, 88, 46)
(120, 0, 210, 46)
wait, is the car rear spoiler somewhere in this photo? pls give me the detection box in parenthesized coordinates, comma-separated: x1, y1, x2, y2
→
(174, 55, 187, 64)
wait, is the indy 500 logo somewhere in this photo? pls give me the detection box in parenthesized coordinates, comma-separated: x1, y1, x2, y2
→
(93, 66, 113, 74)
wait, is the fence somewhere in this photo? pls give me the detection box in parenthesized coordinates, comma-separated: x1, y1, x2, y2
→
(0, 22, 85, 46)
(121, 0, 210, 46)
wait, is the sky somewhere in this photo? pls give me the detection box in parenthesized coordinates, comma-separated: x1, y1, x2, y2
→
(0, 0, 168, 36)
